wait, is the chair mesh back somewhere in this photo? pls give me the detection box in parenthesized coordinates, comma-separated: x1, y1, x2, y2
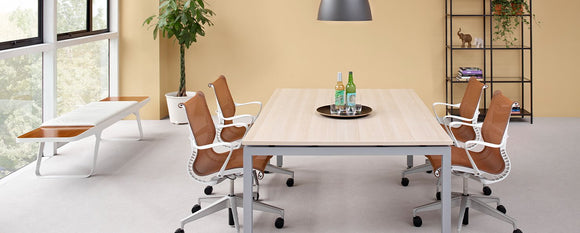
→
(184, 92, 216, 148)
(477, 91, 514, 174)
(459, 77, 485, 119)
(481, 91, 513, 145)
(211, 75, 236, 125)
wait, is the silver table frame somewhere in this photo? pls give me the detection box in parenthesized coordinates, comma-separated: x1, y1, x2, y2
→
(243, 145, 452, 233)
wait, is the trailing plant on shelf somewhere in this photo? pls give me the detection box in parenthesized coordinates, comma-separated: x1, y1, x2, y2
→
(143, 0, 215, 97)
(492, 0, 537, 47)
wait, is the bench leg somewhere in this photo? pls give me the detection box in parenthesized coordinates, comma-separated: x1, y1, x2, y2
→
(34, 142, 45, 177)
(134, 111, 144, 140)
(34, 132, 101, 178)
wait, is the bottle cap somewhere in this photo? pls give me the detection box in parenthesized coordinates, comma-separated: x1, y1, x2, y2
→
(337, 72, 342, 81)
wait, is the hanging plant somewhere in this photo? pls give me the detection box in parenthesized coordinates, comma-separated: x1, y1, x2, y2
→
(491, 0, 537, 47)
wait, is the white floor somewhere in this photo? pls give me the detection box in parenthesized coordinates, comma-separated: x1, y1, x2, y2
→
(0, 118, 579, 233)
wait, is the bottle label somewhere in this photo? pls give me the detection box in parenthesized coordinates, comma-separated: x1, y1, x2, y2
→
(335, 90, 345, 106)
(347, 93, 356, 107)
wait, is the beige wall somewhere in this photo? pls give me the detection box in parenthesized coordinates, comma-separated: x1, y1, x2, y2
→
(120, 0, 580, 119)
(119, 0, 161, 119)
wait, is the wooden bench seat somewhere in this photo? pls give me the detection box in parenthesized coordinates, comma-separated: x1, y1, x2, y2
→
(17, 96, 150, 178)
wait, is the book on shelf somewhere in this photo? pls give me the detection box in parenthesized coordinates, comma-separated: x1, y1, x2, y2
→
(458, 67, 483, 75)
(511, 102, 521, 114)
(455, 75, 483, 81)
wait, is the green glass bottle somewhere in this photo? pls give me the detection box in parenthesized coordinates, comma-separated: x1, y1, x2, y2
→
(346, 71, 356, 108)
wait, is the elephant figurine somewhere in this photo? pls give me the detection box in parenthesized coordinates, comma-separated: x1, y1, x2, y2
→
(458, 28, 472, 48)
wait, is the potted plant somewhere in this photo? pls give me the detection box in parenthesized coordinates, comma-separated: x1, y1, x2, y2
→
(491, 0, 536, 47)
(143, 0, 215, 124)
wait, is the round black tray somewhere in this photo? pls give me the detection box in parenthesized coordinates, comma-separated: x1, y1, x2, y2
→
(316, 105, 373, 119)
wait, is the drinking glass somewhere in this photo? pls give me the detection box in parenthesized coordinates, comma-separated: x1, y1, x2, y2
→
(330, 96, 342, 115)
(356, 95, 363, 113)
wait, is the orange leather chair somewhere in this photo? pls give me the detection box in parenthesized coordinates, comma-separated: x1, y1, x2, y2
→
(402, 77, 487, 191)
(209, 75, 294, 188)
(411, 91, 522, 233)
(174, 92, 284, 233)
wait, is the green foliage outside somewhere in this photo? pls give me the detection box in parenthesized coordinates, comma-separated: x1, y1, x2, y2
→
(0, 0, 108, 179)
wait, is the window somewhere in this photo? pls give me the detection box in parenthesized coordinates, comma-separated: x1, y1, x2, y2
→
(0, 0, 118, 179)
(0, 54, 42, 178)
(0, 0, 42, 50)
(57, 0, 109, 40)
(57, 40, 109, 115)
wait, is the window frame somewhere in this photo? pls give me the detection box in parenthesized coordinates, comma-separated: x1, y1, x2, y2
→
(56, 0, 110, 41)
(0, 0, 44, 50)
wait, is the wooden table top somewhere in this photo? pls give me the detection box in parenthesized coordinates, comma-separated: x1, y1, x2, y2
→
(243, 88, 453, 146)
(100, 96, 149, 102)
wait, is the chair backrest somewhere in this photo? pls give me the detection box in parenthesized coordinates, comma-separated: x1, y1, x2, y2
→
(481, 90, 513, 145)
(476, 90, 514, 182)
(459, 77, 486, 121)
(182, 91, 222, 177)
(209, 75, 236, 125)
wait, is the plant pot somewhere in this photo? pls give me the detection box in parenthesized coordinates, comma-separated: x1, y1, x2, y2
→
(511, 3, 523, 15)
(493, 4, 504, 15)
(165, 91, 196, 124)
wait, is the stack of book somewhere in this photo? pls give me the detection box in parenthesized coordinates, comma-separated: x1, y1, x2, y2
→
(456, 67, 483, 81)
(512, 102, 521, 114)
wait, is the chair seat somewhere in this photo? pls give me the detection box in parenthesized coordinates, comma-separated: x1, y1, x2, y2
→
(194, 148, 271, 176)
(443, 123, 476, 143)
(426, 146, 504, 175)
(220, 125, 247, 142)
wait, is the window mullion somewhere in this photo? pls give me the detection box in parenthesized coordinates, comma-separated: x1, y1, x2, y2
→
(42, 0, 58, 156)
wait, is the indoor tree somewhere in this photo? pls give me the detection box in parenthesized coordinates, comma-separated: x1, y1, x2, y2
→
(143, 0, 215, 97)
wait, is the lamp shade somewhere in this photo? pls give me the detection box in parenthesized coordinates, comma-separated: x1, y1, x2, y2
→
(317, 0, 372, 21)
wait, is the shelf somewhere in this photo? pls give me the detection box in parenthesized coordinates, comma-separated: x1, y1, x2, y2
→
(445, 0, 533, 124)
(447, 77, 531, 83)
(447, 13, 532, 17)
(446, 45, 531, 50)
(449, 108, 531, 120)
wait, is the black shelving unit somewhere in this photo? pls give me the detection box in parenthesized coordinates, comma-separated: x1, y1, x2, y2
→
(445, 0, 533, 123)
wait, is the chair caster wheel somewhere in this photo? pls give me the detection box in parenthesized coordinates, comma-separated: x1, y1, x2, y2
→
(436, 192, 441, 201)
(175, 228, 184, 233)
(483, 186, 492, 196)
(253, 193, 259, 201)
(204, 186, 213, 195)
(286, 178, 294, 187)
(413, 216, 422, 227)
(191, 204, 201, 214)
(497, 205, 506, 214)
(275, 217, 284, 228)
(401, 177, 409, 186)
(426, 170, 432, 174)
(513, 229, 523, 233)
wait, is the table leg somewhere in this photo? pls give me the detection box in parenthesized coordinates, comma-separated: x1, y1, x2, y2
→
(243, 146, 254, 233)
(276, 155, 283, 167)
(441, 147, 451, 233)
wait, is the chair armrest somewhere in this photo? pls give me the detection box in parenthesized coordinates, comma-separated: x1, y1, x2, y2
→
(464, 139, 502, 149)
(432, 102, 461, 124)
(443, 114, 475, 123)
(235, 101, 262, 119)
(221, 114, 255, 122)
(196, 141, 239, 150)
(432, 102, 460, 108)
(448, 121, 482, 129)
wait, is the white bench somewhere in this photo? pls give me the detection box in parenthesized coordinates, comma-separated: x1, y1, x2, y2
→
(17, 97, 150, 178)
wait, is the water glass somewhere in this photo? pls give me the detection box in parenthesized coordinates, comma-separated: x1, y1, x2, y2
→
(346, 105, 356, 115)
(356, 104, 363, 114)
(330, 104, 341, 115)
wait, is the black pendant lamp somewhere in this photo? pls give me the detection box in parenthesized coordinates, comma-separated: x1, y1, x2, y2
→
(317, 0, 372, 21)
